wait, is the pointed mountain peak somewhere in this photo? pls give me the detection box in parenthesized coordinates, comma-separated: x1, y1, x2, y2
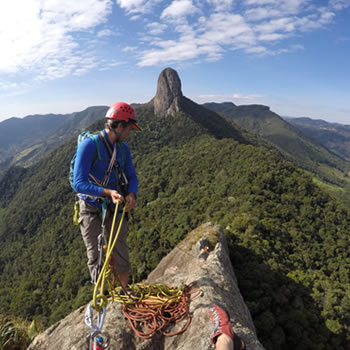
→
(154, 67, 183, 117)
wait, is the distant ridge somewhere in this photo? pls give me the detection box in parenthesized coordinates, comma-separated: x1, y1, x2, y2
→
(0, 106, 107, 171)
(204, 102, 350, 188)
(285, 116, 350, 162)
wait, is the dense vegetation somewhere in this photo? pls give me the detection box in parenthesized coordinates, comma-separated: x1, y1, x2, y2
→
(203, 102, 350, 200)
(0, 106, 349, 349)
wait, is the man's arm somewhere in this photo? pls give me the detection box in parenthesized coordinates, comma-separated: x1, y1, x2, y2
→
(73, 138, 104, 197)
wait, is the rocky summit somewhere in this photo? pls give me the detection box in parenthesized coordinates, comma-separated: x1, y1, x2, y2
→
(28, 223, 265, 350)
(153, 67, 183, 117)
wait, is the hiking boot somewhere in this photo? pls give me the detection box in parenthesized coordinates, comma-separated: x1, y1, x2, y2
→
(209, 303, 246, 349)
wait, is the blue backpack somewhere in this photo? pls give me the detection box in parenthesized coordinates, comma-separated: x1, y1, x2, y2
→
(69, 131, 101, 190)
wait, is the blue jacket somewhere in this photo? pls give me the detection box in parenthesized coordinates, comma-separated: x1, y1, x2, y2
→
(73, 129, 138, 208)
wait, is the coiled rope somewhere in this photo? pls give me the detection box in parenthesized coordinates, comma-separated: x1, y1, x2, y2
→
(89, 202, 201, 341)
(118, 282, 200, 339)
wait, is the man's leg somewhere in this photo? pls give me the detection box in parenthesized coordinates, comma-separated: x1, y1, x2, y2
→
(210, 303, 246, 350)
(118, 272, 129, 289)
(79, 200, 103, 283)
(216, 334, 234, 350)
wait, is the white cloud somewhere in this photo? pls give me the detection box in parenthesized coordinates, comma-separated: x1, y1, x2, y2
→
(161, 0, 200, 18)
(122, 46, 138, 52)
(99, 59, 125, 71)
(329, 0, 350, 10)
(231, 93, 264, 100)
(115, 0, 146, 12)
(258, 32, 286, 41)
(244, 0, 276, 5)
(0, 0, 112, 80)
(97, 29, 115, 37)
(201, 13, 255, 46)
(137, 0, 345, 66)
(255, 17, 297, 34)
(147, 22, 168, 35)
(111, 0, 350, 67)
(196, 93, 265, 104)
(139, 12, 252, 66)
(1, 0, 348, 87)
(116, 0, 161, 14)
(205, 0, 234, 11)
(245, 7, 284, 21)
(244, 45, 267, 54)
(0, 82, 20, 90)
(139, 40, 202, 66)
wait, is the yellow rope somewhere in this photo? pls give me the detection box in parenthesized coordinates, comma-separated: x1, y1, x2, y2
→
(107, 283, 183, 306)
(92, 201, 126, 312)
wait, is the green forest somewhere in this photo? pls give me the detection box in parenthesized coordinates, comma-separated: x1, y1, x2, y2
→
(0, 106, 349, 349)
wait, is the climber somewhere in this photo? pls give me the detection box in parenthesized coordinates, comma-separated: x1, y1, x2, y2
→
(73, 102, 140, 289)
(210, 303, 246, 350)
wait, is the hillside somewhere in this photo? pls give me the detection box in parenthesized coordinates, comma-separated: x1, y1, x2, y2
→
(0, 106, 107, 173)
(0, 68, 349, 349)
(203, 102, 350, 193)
(285, 116, 350, 161)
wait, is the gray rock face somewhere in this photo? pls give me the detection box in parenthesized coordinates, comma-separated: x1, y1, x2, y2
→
(28, 223, 265, 350)
(154, 67, 183, 117)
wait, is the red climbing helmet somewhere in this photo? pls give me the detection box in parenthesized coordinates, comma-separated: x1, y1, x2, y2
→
(105, 102, 141, 131)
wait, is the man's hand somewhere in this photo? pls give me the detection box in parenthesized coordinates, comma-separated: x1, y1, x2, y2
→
(125, 192, 136, 212)
(103, 188, 124, 204)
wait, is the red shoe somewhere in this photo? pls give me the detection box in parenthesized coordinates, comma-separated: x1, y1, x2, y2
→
(209, 303, 246, 349)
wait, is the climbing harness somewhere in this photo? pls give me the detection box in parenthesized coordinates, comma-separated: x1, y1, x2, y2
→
(84, 202, 201, 349)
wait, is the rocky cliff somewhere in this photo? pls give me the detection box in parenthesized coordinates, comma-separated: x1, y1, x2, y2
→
(28, 223, 265, 350)
(153, 67, 183, 117)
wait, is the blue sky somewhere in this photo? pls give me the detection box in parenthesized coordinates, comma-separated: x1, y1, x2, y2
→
(0, 0, 349, 124)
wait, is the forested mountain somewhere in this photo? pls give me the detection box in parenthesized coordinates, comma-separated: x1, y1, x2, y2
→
(285, 116, 350, 161)
(0, 106, 107, 173)
(203, 102, 350, 194)
(0, 68, 349, 350)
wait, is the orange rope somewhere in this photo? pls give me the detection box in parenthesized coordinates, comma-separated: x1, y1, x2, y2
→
(121, 283, 201, 339)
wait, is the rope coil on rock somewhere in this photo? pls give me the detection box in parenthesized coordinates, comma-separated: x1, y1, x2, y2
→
(119, 282, 201, 339)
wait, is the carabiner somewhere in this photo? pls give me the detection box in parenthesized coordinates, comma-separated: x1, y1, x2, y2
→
(85, 303, 106, 333)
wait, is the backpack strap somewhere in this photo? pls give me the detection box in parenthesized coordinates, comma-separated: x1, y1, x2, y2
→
(91, 134, 101, 161)
(99, 131, 113, 156)
(89, 135, 116, 188)
(99, 131, 128, 195)
(99, 131, 126, 171)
